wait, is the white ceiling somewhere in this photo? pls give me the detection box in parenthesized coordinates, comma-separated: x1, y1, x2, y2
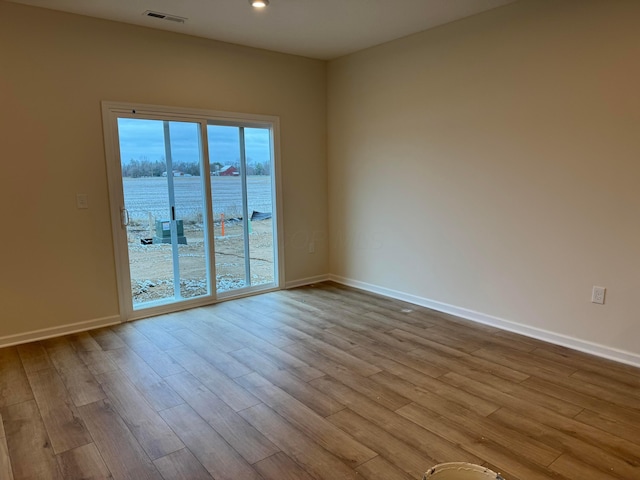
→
(9, 0, 517, 59)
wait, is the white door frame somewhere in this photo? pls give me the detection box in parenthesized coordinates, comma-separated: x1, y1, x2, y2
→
(101, 101, 285, 322)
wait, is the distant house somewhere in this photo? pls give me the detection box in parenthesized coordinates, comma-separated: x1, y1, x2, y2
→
(219, 165, 239, 176)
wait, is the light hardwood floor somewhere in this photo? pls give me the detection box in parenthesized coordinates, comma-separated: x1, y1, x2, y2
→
(1, 282, 639, 480)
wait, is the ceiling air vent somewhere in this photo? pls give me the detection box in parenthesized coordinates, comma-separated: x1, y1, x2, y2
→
(143, 10, 187, 24)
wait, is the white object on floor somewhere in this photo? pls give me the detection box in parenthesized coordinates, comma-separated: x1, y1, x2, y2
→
(423, 462, 505, 480)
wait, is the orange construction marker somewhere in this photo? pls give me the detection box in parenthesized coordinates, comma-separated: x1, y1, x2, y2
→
(221, 213, 225, 236)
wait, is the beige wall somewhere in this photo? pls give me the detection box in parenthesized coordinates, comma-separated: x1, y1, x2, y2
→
(328, 0, 640, 359)
(0, 2, 328, 339)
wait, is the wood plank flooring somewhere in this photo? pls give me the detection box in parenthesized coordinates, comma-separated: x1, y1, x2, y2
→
(1, 282, 640, 480)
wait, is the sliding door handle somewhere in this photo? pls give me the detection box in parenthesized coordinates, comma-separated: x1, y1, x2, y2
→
(121, 207, 130, 227)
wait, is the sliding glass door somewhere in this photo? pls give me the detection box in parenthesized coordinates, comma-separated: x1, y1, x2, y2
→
(208, 125, 275, 295)
(118, 118, 210, 307)
(103, 103, 281, 320)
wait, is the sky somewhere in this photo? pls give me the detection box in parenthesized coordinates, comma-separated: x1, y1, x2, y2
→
(117, 118, 271, 167)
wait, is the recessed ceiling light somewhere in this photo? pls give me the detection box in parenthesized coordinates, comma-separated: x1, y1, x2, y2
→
(250, 0, 269, 8)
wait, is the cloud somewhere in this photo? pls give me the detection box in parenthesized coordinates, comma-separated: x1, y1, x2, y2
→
(118, 118, 271, 167)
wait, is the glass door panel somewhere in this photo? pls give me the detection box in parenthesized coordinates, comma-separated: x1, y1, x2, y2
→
(208, 124, 277, 294)
(117, 118, 210, 309)
(167, 121, 210, 300)
(207, 125, 248, 292)
(245, 127, 275, 288)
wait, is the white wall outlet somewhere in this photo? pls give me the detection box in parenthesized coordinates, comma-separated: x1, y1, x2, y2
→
(591, 286, 606, 305)
(76, 193, 89, 209)
(308, 242, 315, 254)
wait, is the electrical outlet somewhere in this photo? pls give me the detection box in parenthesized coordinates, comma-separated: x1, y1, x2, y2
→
(308, 242, 315, 254)
(591, 286, 606, 305)
(76, 193, 88, 209)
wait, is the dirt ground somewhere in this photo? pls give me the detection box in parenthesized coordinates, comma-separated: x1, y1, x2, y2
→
(126, 219, 274, 304)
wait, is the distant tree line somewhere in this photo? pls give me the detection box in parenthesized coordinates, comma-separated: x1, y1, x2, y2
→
(121, 159, 166, 178)
(122, 158, 270, 177)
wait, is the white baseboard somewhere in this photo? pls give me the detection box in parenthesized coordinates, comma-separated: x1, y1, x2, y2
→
(285, 274, 331, 290)
(329, 274, 640, 369)
(0, 315, 122, 349)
